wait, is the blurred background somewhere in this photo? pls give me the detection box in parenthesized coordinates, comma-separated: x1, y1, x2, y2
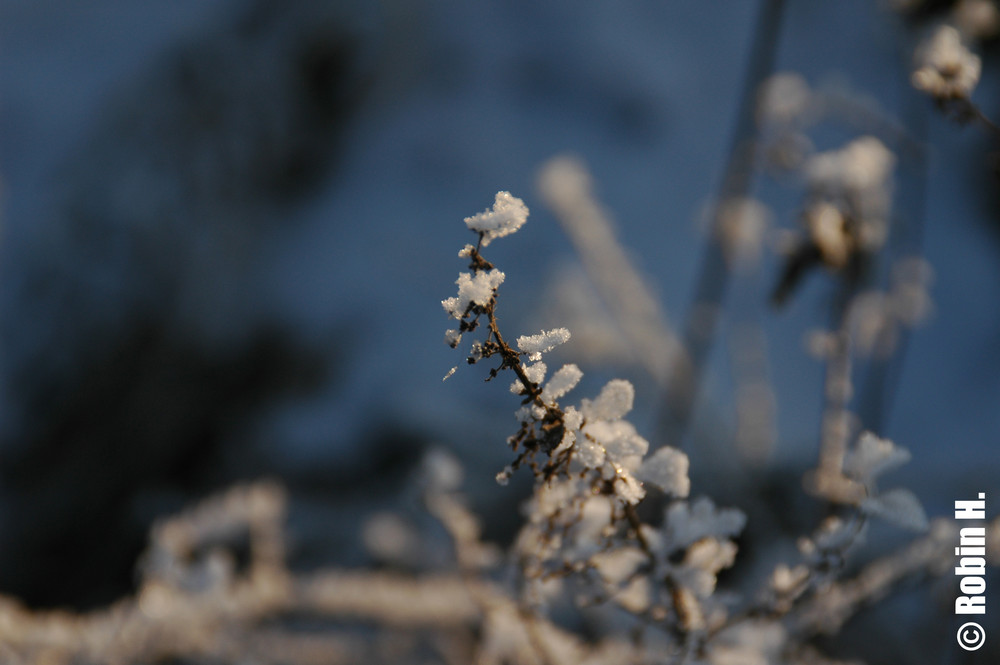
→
(0, 0, 998, 659)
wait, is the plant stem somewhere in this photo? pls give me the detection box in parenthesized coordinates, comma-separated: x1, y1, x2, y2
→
(657, 0, 787, 450)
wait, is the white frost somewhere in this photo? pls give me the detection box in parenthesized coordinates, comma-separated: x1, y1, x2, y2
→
(844, 431, 911, 482)
(581, 379, 634, 421)
(444, 329, 462, 348)
(912, 24, 981, 100)
(510, 361, 547, 394)
(464, 191, 529, 247)
(756, 72, 811, 126)
(862, 488, 928, 531)
(638, 446, 691, 497)
(422, 448, 464, 492)
(541, 363, 583, 402)
(591, 547, 646, 585)
(806, 136, 894, 195)
(614, 469, 645, 505)
(553, 406, 583, 454)
(442, 269, 505, 318)
(665, 497, 746, 550)
(805, 516, 857, 553)
(770, 563, 810, 595)
(675, 538, 738, 598)
(516, 328, 571, 361)
(586, 420, 648, 465)
(575, 435, 605, 469)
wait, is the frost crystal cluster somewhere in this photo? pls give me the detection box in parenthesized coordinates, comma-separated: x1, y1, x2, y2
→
(442, 193, 765, 648)
(912, 24, 982, 100)
(434, 192, 962, 665)
(463, 190, 529, 246)
(443, 193, 691, 504)
(803, 135, 895, 261)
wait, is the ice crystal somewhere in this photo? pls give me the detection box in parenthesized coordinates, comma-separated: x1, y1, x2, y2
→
(540, 363, 583, 402)
(463, 191, 529, 247)
(715, 197, 772, 270)
(638, 446, 691, 497)
(862, 488, 929, 531)
(770, 563, 810, 595)
(586, 419, 648, 462)
(912, 25, 981, 100)
(516, 327, 571, 361)
(805, 201, 850, 269)
(805, 136, 894, 199)
(580, 378, 634, 421)
(801, 516, 857, 555)
(843, 431, 911, 482)
(509, 361, 547, 394)
(614, 471, 646, 505)
(664, 497, 747, 551)
(444, 328, 462, 347)
(674, 537, 739, 598)
(757, 72, 812, 126)
(442, 269, 505, 319)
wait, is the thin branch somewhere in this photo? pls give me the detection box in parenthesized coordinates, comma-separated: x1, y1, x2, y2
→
(658, 0, 788, 450)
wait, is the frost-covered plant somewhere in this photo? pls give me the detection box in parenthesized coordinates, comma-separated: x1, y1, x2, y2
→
(0, 185, 991, 665)
(436, 193, 976, 664)
(443, 192, 686, 502)
(912, 24, 982, 101)
(901, 16, 1000, 134)
(443, 192, 742, 648)
(771, 133, 897, 306)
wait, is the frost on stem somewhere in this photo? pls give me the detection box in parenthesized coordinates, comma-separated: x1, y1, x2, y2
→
(715, 197, 772, 272)
(638, 447, 691, 498)
(829, 257, 934, 360)
(806, 428, 928, 533)
(756, 72, 812, 128)
(912, 25, 982, 102)
(432, 188, 963, 662)
(463, 190, 529, 247)
(444, 192, 750, 643)
(804, 135, 894, 252)
(516, 327, 571, 361)
(442, 270, 506, 322)
(773, 136, 896, 305)
(443, 194, 677, 506)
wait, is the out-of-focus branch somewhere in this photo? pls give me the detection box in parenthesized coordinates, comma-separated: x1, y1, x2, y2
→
(658, 0, 787, 450)
(537, 155, 687, 388)
(790, 518, 956, 636)
(0, 481, 485, 665)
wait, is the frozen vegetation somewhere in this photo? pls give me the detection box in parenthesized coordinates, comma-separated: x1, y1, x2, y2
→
(0, 1, 999, 664)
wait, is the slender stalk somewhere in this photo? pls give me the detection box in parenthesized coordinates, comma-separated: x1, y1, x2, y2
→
(963, 98, 1000, 137)
(856, 32, 929, 433)
(657, 0, 787, 450)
